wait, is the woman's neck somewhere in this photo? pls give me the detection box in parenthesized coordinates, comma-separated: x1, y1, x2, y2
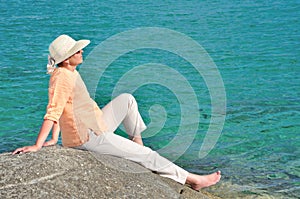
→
(61, 64, 77, 72)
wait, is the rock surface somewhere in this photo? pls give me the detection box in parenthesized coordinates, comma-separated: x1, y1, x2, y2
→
(0, 145, 221, 199)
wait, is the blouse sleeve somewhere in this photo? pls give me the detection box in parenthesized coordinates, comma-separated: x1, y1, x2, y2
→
(44, 69, 74, 123)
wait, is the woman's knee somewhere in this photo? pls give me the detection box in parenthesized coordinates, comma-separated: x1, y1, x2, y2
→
(119, 93, 137, 105)
(119, 93, 134, 100)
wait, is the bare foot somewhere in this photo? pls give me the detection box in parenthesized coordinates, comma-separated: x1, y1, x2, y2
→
(186, 171, 221, 191)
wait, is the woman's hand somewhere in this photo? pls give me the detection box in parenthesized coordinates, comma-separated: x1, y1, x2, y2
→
(12, 119, 56, 155)
(12, 145, 41, 155)
(43, 139, 57, 147)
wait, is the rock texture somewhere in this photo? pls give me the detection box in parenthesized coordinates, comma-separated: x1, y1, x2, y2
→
(0, 145, 220, 199)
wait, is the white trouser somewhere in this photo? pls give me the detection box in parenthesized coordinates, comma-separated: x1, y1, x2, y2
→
(77, 93, 188, 184)
(101, 93, 147, 138)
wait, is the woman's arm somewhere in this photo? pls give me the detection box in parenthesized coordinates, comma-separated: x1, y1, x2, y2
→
(12, 119, 54, 154)
(43, 121, 60, 147)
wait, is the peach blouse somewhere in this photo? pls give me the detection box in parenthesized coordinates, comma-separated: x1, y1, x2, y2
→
(44, 67, 107, 147)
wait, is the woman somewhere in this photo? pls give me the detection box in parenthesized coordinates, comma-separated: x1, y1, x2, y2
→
(13, 34, 221, 190)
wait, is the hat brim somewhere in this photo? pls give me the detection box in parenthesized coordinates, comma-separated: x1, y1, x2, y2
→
(56, 39, 90, 65)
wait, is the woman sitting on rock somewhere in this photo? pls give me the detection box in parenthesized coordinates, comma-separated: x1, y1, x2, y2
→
(13, 34, 221, 190)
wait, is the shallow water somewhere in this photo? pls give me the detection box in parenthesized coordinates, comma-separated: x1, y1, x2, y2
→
(1, 0, 299, 198)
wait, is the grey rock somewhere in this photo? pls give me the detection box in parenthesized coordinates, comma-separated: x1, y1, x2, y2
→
(0, 145, 220, 199)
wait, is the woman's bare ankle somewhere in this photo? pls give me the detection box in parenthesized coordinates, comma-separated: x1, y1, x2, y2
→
(131, 136, 144, 146)
(186, 171, 221, 191)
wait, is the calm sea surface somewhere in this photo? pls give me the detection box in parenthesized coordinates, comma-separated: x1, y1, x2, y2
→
(0, 1, 299, 198)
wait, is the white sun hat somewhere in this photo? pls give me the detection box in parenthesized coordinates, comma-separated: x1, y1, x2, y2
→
(46, 34, 90, 74)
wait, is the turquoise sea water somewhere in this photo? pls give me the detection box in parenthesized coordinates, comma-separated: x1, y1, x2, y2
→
(1, 1, 299, 198)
